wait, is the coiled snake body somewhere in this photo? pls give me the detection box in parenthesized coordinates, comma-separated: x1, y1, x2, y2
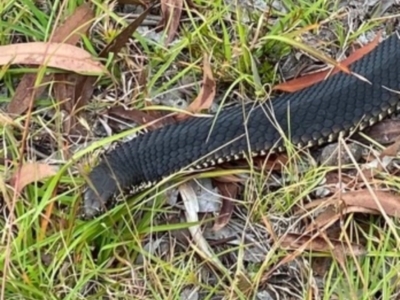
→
(83, 32, 400, 218)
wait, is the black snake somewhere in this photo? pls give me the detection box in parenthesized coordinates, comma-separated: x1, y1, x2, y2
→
(83, 32, 400, 218)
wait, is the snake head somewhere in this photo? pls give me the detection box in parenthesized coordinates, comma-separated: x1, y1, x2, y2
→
(82, 165, 118, 219)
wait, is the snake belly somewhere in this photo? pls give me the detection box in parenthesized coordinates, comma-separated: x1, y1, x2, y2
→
(83, 32, 400, 218)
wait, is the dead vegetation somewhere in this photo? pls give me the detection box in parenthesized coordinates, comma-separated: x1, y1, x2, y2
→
(1, 0, 400, 299)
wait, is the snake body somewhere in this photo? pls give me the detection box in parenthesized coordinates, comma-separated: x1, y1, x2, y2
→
(83, 32, 400, 218)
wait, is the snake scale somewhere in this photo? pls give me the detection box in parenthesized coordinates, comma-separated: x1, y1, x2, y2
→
(83, 32, 400, 218)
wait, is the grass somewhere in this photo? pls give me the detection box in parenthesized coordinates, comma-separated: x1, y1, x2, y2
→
(1, 0, 400, 299)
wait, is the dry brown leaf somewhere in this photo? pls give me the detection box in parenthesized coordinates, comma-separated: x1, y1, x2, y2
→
(235, 272, 253, 296)
(339, 190, 400, 217)
(52, 3, 95, 132)
(365, 119, 400, 145)
(294, 198, 336, 216)
(312, 257, 333, 277)
(261, 230, 365, 284)
(51, 4, 94, 45)
(73, 3, 154, 114)
(304, 206, 342, 233)
(54, 73, 89, 137)
(280, 233, 365, 255)
(54, 74, 77, 114)
(380, 137, 400, 158)
(304, 204, 380, 233)
(274, 32, 382, 93)
(179, 182, 226, 271)
(8, 74, 53, 116)
(0, 42, 105, 74)
(343, 205, 382, 216)
(161, 0, 183, 45)
(324, 171, 356, 191)
(8, 3, 95, 116)
(212, 182, 239, 231)
(254, 154, 289, 171)
(303, 189, 400, 219)
(10, 162, 58, 193)
(107, 106, 173, 131)
(176, 54, 216, 120)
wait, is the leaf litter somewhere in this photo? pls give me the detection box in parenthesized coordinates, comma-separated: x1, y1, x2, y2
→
(9, 162, 58, 194)
(280, 233, 365, 256)
(160, 0, 183, 45)
(175, 53, 216, 120)
(3, 1, 400, 299)
(151, 27, 400, 295)
(274, 31, 382, 93)
(0, 42, 105, 74)
(7, 3, 97, 117)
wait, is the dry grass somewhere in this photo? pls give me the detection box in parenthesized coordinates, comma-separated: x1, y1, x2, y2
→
(1, 0, 400, 299)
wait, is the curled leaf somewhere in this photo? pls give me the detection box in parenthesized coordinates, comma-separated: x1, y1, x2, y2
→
(176, 54, 216, 120)
(273, 32, 381, 93)
(10, 162, 58, 193)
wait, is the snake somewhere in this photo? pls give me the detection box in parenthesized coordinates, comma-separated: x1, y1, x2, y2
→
(82, 32, 400, 218)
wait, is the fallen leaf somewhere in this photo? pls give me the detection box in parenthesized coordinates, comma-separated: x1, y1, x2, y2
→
(362, 138, 400, 174)
(51, 4, 95, 45)
(73, 3, 155, 112)
(303, 189, 400, 219)
(212, 182, 239, 231)
(133, 68, 149, 104)
(254, 154, 289, 171)
(340, 190, 400, 217)
(380, 137, 400, 158)
(160, 0, 183, 45)
(280, 233, 365, 255)
(260, 229, 365, 284)
(179, 183, 226, 272)
(312, 256, 333, 277)
(304, 205, 342, 233)
(305, 205, 381, 233)
(261, 216, 279, 244)
(0, 42, 105, 74)
(54, 73, 89, 137)
(176, 54, 216, 120)
(54, 74, 76, 112)
(271, 35, 352, 76)
(52, 4, 95, 134)
(365, 119, 400, 144)
(8, 74, 53, 116)
(161, 0, 183, 46)
(8, 3, 94, 116)
(294, 198, 336, 216)
(274, 32, 381, 93)
(324, 171, 356, 188)
(10, 162, 58, 193)
(100, 4, 155, 58)
(107, 106, 173, 131)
